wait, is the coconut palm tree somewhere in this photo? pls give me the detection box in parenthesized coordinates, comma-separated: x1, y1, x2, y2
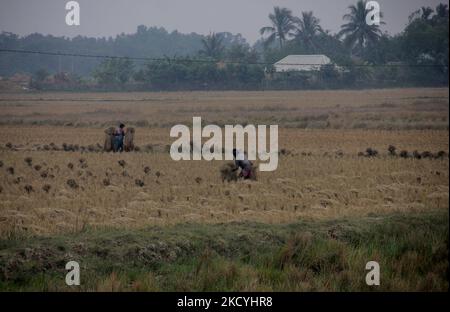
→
(435, 3, 449, 19)
(420, 6, 434, 20)
(293, 11, 324, 52)
(199, 32, 224, 59)
(260, 7, 296, 49)
(338, 0, 384, 55)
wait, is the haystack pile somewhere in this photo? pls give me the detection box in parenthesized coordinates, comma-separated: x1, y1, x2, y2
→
(220, 162, 239, 182)
(103, 127, 115, 152)
(124, 127, 135, 151)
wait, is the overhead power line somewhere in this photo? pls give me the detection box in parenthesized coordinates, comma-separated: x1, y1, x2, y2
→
(0, 48, 448, 68)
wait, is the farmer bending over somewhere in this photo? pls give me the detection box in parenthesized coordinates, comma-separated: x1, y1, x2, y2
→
(114, 123, 125, 152)
(232, 148, 253, 180)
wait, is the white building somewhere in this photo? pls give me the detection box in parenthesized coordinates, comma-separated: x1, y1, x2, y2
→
(274, 55, 332, 72)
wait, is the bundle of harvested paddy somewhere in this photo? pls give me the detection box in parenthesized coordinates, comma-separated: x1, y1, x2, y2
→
(220, 162, 238, 182)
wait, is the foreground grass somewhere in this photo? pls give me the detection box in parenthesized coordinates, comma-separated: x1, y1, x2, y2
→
(0, 210, 448, 291)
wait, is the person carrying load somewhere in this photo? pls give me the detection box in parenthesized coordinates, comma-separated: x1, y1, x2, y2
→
(113, 123, 125, 152)
(232, 148, 255, 180)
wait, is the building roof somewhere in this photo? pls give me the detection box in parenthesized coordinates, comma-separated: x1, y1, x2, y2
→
(274, 55, 332, 72)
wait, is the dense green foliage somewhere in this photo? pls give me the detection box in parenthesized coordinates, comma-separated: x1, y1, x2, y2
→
(0, 1, 448, 90)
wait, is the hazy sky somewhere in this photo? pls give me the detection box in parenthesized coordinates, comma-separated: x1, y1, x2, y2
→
(0, 0, 448, 44)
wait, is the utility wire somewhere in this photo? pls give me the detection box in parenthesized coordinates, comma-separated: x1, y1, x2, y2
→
(0, 48, 448, 68)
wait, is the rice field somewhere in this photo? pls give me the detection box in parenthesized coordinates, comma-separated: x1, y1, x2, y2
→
(0, 88, 448, 291)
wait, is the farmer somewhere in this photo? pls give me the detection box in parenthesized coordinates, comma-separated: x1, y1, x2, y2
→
(232, 148, 254, 180)
(113, 123, 125, 152)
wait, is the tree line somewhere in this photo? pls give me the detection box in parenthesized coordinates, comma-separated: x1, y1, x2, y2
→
(1, 1, 448, 90)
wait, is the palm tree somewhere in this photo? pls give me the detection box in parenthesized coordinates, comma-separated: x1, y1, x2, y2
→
(293, 11, 324, 52)
(435, 3, 449, 19)
(420, 7, 434, 20)
(339, 0, 384, 55)
(199, 33, 224, 59)
(260, 7, 296, 49)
